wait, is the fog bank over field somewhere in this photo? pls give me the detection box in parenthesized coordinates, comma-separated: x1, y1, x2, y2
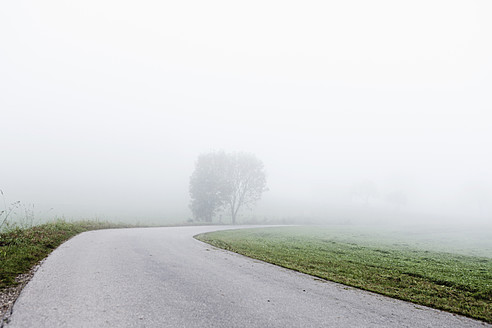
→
(1, 1, 491, 226)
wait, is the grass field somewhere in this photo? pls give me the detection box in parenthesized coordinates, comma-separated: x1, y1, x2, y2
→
(195, 225, 492, 323)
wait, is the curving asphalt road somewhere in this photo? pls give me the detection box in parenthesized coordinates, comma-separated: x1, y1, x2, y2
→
(4, 226, 490, 327)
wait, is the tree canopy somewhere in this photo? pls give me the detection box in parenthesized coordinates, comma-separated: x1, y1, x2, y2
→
(189, 151, 267, 224)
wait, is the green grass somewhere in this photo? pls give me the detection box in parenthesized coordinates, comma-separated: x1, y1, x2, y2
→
(0, 220, 136, 289)
(195, 226, 492, 323)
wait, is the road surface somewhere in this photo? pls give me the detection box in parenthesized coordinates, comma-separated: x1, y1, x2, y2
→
(4, 226, 490, 327)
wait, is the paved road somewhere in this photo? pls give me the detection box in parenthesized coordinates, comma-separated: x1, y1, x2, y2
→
(4, 226, 490, 327)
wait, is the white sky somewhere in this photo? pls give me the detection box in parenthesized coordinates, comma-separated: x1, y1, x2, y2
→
(1, 1, 491, 223)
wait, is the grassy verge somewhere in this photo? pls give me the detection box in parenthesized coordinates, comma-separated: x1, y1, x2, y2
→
(0, 220, 136, 289)
(195, 226, 492, 323)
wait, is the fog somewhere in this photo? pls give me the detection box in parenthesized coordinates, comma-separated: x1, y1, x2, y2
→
(1, 1, 491, 226)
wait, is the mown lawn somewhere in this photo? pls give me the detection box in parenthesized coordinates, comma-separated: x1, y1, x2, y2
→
(195, 226, 492, 323)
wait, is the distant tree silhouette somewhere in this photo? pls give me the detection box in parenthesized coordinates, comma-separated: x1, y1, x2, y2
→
(189, 151, 267, 224)
(350, 180, 378, 205)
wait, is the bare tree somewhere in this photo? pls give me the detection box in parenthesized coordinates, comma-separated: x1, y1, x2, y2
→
(189, 151, 267, 224)
(225, 152, 267, 224)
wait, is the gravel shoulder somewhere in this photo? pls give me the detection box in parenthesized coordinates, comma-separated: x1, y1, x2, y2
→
(1, 263, 43, 324)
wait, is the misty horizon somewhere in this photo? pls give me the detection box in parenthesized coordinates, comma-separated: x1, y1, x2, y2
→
(1, 1, 491, 226)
